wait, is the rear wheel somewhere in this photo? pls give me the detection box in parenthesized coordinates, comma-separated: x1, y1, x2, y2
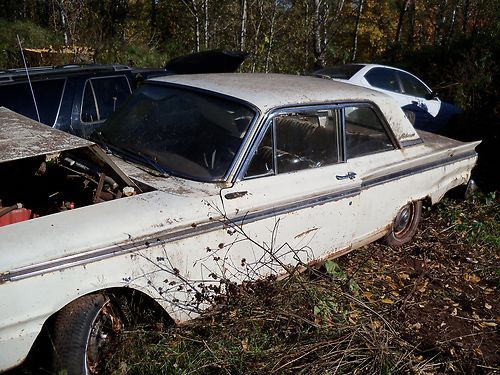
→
(51, 293, 122, 375)
(384, 201, 422, 246)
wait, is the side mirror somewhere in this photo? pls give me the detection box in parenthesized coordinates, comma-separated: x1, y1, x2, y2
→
(425, 91, 439, 100)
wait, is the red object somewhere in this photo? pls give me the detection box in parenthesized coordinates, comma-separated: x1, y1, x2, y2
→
(0, 208, 32, 227)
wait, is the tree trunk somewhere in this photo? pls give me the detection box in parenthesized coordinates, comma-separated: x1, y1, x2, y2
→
(251, 0, 264, 72)
(150, 0, 157, 43)
(395, 0, 411, 44)
(462, 0, 469, 32)
(57, 0, 69, 45)
(240, 0, 248, 51)
(447, 0, 458, 45)
(192, 0, 200, 52)
(204, 0, 209, 49)
(351, 0, 363, 61)
(303, 0, 309, 72)
(313, 0, 326, 68)
(264, 1, 278, 73)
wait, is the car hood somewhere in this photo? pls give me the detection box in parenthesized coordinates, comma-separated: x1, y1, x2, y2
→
(0, 107, 92, 163)
(0, 111, 226, 275)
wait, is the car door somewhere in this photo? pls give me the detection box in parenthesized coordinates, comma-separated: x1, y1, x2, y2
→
(219, 105, 360, 277)
(341, 104, 407, 243)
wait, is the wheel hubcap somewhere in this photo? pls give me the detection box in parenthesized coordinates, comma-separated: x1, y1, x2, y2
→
(86, 302, 122, 374)
(394, 204, 414, 238)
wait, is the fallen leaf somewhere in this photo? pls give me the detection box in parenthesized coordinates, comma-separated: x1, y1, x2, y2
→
(479, 322, 497, 328)
(451, 308, 458, 316)
(485, 303, 492, 310)
(369, 320, 382, 330)
(398, 272, 410, 281)
(241, 337, 249, 351)
(362, 291, 373, 300)
(381, 298, 394, 305)
(409, 322, 422, 330)
(464, 273, 481, 283)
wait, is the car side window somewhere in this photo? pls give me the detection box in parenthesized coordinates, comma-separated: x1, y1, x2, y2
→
(345, 106, 395, 158)
(81, 81, 98, 123)
(81, 76, 132, 123)
(398, 71, 430, 98)
(245, 126, 274, 177)
(0, 79, 65, 126)
(245, 109, 341, 178)
(365, 68, 401, 93)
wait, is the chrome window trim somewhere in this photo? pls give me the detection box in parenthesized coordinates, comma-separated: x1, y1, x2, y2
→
(51, 78, 67, 128)
(79, 75, 132, 125)
(235, 100, 399, 181)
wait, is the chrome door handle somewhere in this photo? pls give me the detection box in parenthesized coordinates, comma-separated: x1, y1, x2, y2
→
(336, 171, 357, 180)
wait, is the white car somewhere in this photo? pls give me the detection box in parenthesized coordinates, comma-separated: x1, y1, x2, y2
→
(0, 74, 479, 374)
(314, 64, 462, 133)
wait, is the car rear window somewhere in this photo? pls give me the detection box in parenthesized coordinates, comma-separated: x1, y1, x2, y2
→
(314, 65, 364, 79)
(0, 79, 65, 126)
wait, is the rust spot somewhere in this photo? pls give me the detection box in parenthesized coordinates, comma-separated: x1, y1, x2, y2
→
(294, 227, 318, 239)
(224, 191, 248, 200)
(191, 223, 197, 228)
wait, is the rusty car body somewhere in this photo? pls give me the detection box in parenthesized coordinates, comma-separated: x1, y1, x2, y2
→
(0, 74, 479, 374)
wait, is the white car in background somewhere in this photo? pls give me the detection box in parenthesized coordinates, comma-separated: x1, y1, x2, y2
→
(0, 73, 478, 374)
(314, 64, 462, 133)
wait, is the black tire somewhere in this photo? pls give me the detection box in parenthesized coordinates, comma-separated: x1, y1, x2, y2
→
(384, 201, 422, 246)
(51, 293, 122, 375)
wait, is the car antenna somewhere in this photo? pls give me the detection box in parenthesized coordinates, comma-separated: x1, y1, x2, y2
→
(17, 34, 41, 123)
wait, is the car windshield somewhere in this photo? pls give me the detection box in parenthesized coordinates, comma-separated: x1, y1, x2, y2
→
(100, 83, 256, 181)
(314, 64, 365, 79)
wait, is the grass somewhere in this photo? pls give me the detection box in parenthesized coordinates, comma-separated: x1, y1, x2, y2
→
(437, 192, 499, 247)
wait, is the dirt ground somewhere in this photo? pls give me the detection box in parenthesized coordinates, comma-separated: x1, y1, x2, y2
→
(337, 196, 499, 374)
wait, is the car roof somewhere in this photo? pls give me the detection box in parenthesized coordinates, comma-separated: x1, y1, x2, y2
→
(317, 63, 422, 76)
(154, 73, 387, 111)
(343, 63, 424, 77)
(151, 73, 421, 145)
(0, 64, 132, 84)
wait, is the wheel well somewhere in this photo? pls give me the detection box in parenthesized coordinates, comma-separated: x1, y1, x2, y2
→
(21, 287, 174, 372)
(105, 287, 175, 327)
(422, 196, 432, 208)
